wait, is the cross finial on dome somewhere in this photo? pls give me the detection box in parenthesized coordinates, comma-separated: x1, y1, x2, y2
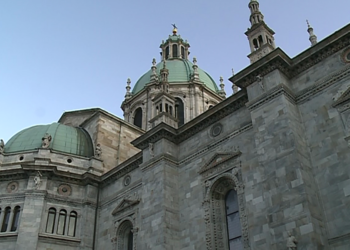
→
(172, 24, 178, 35)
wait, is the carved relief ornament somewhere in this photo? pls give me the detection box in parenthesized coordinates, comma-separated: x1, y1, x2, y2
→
(202, 169, 249, 249)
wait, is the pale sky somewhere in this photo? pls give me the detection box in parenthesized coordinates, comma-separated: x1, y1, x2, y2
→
(1, 0, 349, 142)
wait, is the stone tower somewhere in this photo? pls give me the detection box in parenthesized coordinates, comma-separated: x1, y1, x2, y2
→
(245, 0, 276, 63)
(121, 26, 224, 130)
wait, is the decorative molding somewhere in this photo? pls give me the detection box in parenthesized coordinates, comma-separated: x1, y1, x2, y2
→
(299, 64, 350, 105)
(132, 91, 248, 150)
(112, 193, 140, 216)
(202, 171, 249, 250)
(246, 83, 296, 111)
(199, 151, 241, 175)
(231, 31, 350, 88)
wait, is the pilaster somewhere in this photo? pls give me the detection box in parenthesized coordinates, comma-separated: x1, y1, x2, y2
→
(247, 73, 328, 249)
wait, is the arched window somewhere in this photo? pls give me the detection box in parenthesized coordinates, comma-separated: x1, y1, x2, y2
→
(46, 208, 56, 233)
(133, 108, 143, 129)
(258, 35, 263, 47)
(253, 39, 258, 50)
(225, 189, 243, 249)
(10, 206, 21, 232)
(116, 220, 134, 250)
(165, 46, 169, 59)
(205, 176, 248, 249)
(172, 44, 178, 58)
(67, 211, 77, 237)
(181, 46, 185, 59)
(1, 207, 11, 232)
(57, 209, 67, 235)
(175, 98, 184, 126)
(127, 230, 133, 250)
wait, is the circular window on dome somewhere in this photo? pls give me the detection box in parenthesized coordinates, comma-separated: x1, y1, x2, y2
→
(7, 181, 19, 193)
(341, 48, 350, 63)
(210, 123, 223, 137)
(58, 184, 72, 196)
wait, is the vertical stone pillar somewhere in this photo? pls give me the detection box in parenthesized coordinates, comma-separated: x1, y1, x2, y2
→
(6, 208, 14, 232)
(15, 187, 45, 249)
(247, 79, 328, 249)
(138, 139, 180, 250)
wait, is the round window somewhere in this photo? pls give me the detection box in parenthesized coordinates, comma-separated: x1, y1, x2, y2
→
(211, 124, 223, 137)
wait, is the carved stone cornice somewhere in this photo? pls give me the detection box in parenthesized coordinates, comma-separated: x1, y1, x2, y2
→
(299, 64, 350, 105)
(230, 24, 350, 88)
(140, 153, 178, 172)
(246, 83, 296, 111)
(111, 193, 140, 216)
(0, 165, 100, 186)
(198, 151, 241, 175)
(131, 91, 248, 149)
(101, 152, 142, 186)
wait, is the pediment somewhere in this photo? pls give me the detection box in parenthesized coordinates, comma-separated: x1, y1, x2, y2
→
(333, 83, 350, 109)
(199, 151, 241, 174)
(112, 195, 140, 216)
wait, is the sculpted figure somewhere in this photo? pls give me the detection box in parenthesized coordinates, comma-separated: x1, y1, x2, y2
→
(95, 143, 102, 158)
(33, 171, 42, 189)
(0, 139, 4, 154)
(149, 143, 154, 158)
(41, 133, 52, 149)
(286, 231, 297, 250)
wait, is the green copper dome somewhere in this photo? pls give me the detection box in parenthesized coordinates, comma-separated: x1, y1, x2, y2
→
(4, 123, 93, 157)
(132, 59, 219, 95)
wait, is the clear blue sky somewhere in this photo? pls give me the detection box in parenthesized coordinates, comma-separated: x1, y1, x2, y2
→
(1, 0, 349, 142)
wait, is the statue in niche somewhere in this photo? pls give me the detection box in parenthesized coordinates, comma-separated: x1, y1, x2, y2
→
(95, 143, 102, 158)
(286, 231, 297, 250)
(41, 133, 52, 149)
(149, 143, 154, 158)
(33, 171, 42, 189)
(0, 139, 4, 154)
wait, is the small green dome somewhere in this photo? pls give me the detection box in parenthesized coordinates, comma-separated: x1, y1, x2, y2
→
(132, 59, 219, 95)
(4, 123, 93, 157)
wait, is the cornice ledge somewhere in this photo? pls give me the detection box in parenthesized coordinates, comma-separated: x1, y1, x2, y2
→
(230, 49, 292, 88)
(176, 91, 248, 144)
(246, 84, 296, 111)
(297, 64, 350, 105)
(231, 24, 350, 89)
(131, 123, 177, 150)
(20, 165, 101, 185)
(101, 152, 142, 186)
(140, 153, 179, 172)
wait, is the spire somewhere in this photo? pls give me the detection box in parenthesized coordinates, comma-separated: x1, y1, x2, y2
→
(245, 0, 276, 64)
(307, 20, 318, 46)
(150, 58, 159, 83)
(125, 78, 132, 99)
(218, 76, 226, 98)
(248, 0, 264, 26)
(192, 57, 200, 83)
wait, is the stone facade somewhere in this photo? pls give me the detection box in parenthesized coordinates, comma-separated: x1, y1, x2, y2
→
(1, 7, 350, 250)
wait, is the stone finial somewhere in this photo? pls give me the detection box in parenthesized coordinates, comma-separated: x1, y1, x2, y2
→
(218, 76, 226, 97)
(33, 171, 42, 189)
(231, 68, 235, 76)
(286, 231, 297, 250)
(193, 57, 197, 65)
(232, 83, 239, 94)
(152, 58, 156, 66)
(306, 20, 317, 46)
(192, 57, 200, 82)
(0, 139, 4, 154)
(95, 143, 102, 159)
(125, 78, 132, 99)
(41, 133, 52, 149)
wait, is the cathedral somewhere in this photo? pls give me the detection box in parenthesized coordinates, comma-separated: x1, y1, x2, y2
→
(1, 1, 350, 249)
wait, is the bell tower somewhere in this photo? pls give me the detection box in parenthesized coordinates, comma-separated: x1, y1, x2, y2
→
(245, 0, 276, 64)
